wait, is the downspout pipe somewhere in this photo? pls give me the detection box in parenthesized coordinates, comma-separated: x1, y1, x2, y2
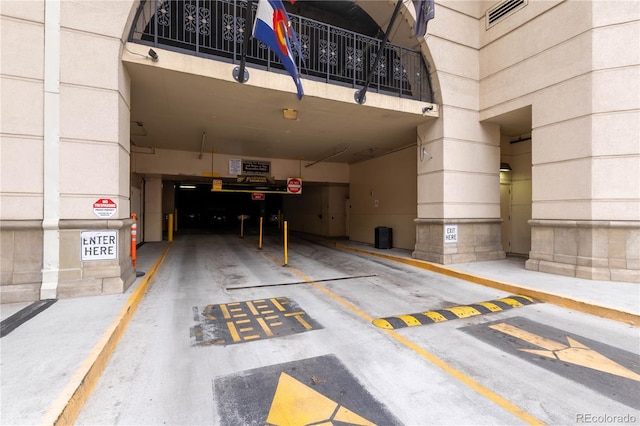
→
(41, 0, 61, 300)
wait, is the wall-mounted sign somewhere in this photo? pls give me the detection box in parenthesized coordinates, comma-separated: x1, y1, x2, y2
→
(81, 230, 118, 261)
(93, 198, 117, 218)
(229, 159, 241, 175)
(287, 178, 302, 194)
(237, 175, 274, 184)
(212, 179, 223, 191)
(242, 160, 271, 175)
(444, 225, 458, 243)
(252, 192, 265, 201)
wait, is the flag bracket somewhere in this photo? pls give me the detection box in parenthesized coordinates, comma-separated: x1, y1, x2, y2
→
(233, 66, 250, 83)
(354, 0, 403, 105)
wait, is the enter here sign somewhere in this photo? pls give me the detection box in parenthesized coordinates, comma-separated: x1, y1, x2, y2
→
(81, 230, 118, 261)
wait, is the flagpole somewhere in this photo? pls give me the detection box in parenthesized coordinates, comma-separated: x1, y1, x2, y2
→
(233, 0, 254, 83)
(355, 0, 403, 105)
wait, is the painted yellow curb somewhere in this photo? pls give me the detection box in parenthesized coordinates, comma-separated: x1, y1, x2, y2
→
(335, 243, 640, 327)
(40, 244, 172, 426)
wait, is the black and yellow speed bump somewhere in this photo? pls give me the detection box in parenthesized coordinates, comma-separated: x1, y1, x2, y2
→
(372, 295, 536, 329)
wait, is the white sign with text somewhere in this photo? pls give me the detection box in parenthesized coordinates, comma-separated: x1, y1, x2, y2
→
(81, 230, 118, 260)
(444, 225, 458, 243)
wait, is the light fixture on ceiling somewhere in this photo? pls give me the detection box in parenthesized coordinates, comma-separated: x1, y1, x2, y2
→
(500, 162, 512, 172)
(283, 108, 297, 120)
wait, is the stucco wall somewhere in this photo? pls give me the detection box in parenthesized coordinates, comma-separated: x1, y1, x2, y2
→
(349, 147, 417, 250)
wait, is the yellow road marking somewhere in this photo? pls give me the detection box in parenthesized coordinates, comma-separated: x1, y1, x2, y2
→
(490, 323, 566, 351)
(41, 243, 173, 426)
(227, 321, 241, 342)
(490, 323, 640, 382)
(246, 301, 260, 316)
(220, 304, 231, 319)
(291, 314, 313, 330)
(266, 373, 376, 426)
(263, 254, 545, 425)
(271, 298, 287, 311)
(257, 317, 274, 336)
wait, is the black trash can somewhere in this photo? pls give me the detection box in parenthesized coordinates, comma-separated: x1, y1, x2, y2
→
(374, 226, 393, 249)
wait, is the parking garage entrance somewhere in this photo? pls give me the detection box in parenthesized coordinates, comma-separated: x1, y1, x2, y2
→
(174, 184, 284, 234)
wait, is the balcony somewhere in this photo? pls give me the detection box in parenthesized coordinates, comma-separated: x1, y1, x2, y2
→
(129, 0, 434, 102)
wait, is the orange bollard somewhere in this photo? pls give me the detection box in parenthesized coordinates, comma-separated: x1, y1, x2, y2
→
(131, 213, 137, 268)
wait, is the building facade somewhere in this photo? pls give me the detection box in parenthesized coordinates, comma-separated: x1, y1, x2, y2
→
(1, 0, 638, 303)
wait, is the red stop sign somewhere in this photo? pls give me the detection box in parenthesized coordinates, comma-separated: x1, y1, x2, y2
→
(287, 178, 302, 194)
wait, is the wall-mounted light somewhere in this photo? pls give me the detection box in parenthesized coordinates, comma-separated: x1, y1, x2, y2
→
(283, 108, 297, 120)
(500, 162, 512, 172)
(179, 184, 196, 189)
(124, 45, 159, 62)
(148, 49, 159, 62)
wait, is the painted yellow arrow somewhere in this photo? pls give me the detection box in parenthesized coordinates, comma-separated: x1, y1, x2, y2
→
(489, 323, 640, 382)
(266, 372, 376, 426)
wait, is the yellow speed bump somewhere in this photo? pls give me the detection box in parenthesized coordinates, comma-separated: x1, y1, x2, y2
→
(373, 295, 536, 330)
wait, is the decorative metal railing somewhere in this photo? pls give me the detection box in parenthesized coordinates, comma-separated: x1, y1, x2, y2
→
(129, 0, 433, 102)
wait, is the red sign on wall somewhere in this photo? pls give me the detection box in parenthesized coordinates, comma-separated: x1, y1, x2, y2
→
(93, 199, 117, 218)
(251, 192, 265, 201)
(287, 178, 302, 194)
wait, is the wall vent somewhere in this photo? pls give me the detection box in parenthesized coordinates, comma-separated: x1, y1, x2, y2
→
(486, 0, 527, 29)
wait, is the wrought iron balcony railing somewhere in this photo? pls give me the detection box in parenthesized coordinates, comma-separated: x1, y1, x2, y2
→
(129, 0, 434, 102)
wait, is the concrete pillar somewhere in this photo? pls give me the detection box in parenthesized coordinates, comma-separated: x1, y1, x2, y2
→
(413, 107, 505, 264)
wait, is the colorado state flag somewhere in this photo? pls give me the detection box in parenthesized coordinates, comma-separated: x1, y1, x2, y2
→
(253, 0, 304, 99)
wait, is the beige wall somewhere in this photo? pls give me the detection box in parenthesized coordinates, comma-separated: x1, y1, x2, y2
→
(349, 147, 417, 250)
(284, 184, 349, 237)
(479, 0, 639, 222)
(1, 0, 138, 301)
(133, 149, 349, 183)
(476, 0, 639, 281)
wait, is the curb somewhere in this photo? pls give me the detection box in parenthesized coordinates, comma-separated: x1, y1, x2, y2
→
(334, 243, 640, 327)
(40, 244, 172, 426)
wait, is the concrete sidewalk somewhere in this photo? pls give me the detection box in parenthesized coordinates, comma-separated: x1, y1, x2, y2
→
(333, 240, 639, 325)
(1, 238, 637, 425)
(0, 242, 170, 426)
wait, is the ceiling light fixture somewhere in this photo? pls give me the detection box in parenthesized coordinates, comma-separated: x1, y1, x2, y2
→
(283, 108, 297, 120)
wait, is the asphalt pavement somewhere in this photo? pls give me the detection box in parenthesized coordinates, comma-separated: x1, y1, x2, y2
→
(1, 233, 638, 425)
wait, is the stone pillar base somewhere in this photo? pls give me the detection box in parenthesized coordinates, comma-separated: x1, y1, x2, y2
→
(413, 218, 505, 264)
(526, 220, 640, 283)
(1, 219, 137, 303)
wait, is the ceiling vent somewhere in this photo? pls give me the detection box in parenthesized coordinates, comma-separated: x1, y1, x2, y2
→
(486, 0, 527, 29)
